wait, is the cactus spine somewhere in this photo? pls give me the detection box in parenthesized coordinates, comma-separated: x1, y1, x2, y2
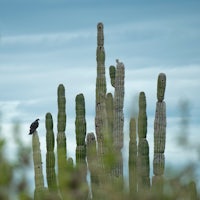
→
(45, 112, 59, 197)
(153, 73, 166, 193)
(137, 92, 150, 191)
(32, 131, 45, 200)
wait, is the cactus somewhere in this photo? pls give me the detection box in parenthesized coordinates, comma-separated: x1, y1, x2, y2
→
(113, 59, 125, 150)
(152, 73, 166, 193)
(112, 59, 125, 178)
(106, 93, 114, 144)
(57, 83, 67, 165)
(157, 73, 166, 102)
(45, 112, 60, 199)
(75, 93, 88, 198)
(137, 92, 150, 191)
(109, 65, 116, 88)
(56, 84, 68, 198)
(75, 93, 87, 162)
(129, 118, 137, 195)
(95, 22, 108, 172)
(32, 131, 46, 200)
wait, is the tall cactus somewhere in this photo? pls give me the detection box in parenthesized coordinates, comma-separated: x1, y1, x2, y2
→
(152, 73, 166, 193)
(32, 131, 46, 200)
(75, 93, 87, 164)
(137, 92, 150, 191)
(129, 118, 137, 195)
(75, 93, 88, 198)
(95, 22, 108, 169)
(112, 59, 125, 178)
(45, 112, 60, 199)
(56, 84, 67, 198)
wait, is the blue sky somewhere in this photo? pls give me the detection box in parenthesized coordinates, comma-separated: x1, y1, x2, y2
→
(0, 0, 200, 191)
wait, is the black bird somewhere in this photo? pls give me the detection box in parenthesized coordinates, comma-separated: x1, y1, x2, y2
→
(29, 119, 40, 135)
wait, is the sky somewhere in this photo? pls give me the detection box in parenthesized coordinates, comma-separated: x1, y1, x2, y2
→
(0, 0, 200, 192)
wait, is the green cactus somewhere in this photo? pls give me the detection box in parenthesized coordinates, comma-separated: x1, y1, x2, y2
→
(157, 73, 166, 102)
(129, 118, 137, 195)
(109, 65, 116, 88)
(138, 92, 147, 139)
(75, 93, 86, 155)
(57, 84, 66, 132)
(56, 84, 67, 198)
(153, 73, 167, 193)
(45, 113, 59, 198)
(32, 131, 46, 200)
(57, 83, 67, 163)
(137, 92, 150, 191)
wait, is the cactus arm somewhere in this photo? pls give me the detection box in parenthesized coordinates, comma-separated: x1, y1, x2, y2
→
(109, 65, 116, 88)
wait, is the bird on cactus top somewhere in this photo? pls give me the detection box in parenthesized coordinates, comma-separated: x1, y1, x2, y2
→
(29, 119, 40, 134)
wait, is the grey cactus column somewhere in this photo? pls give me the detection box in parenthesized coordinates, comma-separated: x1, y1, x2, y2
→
(32, 131, 45, 200)
(152, 73, 167, 193)
(95, 22, 107, 168)
(137, 92, 150, 191)
(129, 118, 137, 196)
(112, 59, 125, 177)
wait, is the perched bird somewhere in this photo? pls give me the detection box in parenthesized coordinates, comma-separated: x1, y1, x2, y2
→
(29, 119, 40, 135)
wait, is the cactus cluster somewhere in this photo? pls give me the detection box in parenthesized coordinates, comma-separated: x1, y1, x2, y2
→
(30, 22, 198, 200)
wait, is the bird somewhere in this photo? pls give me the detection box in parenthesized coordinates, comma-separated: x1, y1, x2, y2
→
(29, 119, 40, 135)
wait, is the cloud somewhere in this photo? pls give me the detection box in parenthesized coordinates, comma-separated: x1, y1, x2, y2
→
(0, 29, 95, 46)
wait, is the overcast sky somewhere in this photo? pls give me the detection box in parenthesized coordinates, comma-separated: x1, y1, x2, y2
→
(0, 0, 200, 191)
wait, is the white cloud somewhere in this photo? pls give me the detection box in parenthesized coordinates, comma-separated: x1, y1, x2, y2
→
(0, 29, 95, 46)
